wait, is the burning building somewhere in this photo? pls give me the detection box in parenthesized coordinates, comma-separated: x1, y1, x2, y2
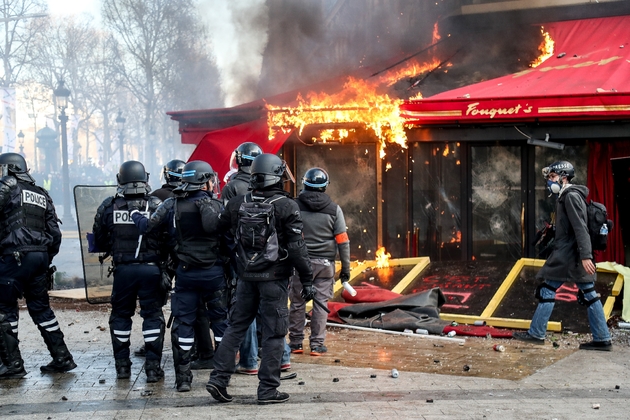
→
(169, 1, 630, 265)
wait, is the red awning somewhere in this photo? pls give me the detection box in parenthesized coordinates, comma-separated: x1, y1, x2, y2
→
(400, 15, 630, 125)
(187, 118, 293, 183)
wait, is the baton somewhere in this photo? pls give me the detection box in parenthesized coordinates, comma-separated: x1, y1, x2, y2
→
(312, 297, 330, 313)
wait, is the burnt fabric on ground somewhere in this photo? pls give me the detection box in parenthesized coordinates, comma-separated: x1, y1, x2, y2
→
(336, 288, 449, 334)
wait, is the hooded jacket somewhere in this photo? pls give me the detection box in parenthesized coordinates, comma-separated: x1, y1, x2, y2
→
(296, 190, 351, 275)
(537, 184, 595, 283)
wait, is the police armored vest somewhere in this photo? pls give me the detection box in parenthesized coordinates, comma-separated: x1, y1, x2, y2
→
(2, 183, 47, 236)
(175, 198, 220, 268)
(111, 197, 159, 263)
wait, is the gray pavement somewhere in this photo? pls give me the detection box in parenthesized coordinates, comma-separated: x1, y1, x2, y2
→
(1, 305, 629, 420)
(4, 226, 629, 419)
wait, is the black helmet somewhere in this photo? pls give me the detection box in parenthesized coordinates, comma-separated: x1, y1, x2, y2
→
(117, 160, 149, 195)
(0, 152, 28, 174)
(163, 159, 186, 186)
(178, 160, 217, 192)
(544, 161, 575, 181)
(234, 142, 262, 174)
(250, 153, 294, 190)
(303, 167, 329, 192)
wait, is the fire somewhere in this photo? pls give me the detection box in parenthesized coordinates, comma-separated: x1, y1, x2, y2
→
(432, 22, 441, 44)
(267, 77, 408, 158)
(531, 26, 554, 68)
(378, 58, 442, 87)
(375, 246, 391, 268)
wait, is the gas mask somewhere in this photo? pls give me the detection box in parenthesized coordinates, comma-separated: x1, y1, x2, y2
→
(546, 179, 561, 195)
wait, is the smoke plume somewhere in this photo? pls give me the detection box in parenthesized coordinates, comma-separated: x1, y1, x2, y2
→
(198, 0, 269, 107)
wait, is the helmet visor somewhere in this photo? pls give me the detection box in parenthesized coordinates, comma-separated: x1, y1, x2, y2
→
(0, 164, 7, 178)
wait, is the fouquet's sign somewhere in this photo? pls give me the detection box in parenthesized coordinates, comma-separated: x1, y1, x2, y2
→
(465, 102, 533, 119)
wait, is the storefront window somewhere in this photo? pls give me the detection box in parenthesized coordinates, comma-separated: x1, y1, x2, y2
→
(471, 145, 522, 261)
(411, 142, 462, 261)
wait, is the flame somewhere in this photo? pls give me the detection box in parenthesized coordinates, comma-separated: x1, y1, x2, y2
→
(531, 27, 554, 68)
(450, 231, 462, 243)
(432, 22, 441, 44)
(375, 246, 391, 268)
(266, 56, 442, 158)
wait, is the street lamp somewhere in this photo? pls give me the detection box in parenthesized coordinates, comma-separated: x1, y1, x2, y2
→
(53, 79, 74, 228)
(17, 130, 24, 156)
(116, 110, 126, 164)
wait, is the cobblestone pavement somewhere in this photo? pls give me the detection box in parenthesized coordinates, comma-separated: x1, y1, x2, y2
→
(1, 305, 629, 420)
(3, 227, 629, 419)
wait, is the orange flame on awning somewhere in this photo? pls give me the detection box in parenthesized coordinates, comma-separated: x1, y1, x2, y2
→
(375, 246, 391, 268)
(266, 56, 442, 158)
(531, 26, 554, 68)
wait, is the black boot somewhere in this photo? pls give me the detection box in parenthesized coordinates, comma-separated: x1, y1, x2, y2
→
(0, 321, 27, 379)
(38, 324, 77, 373)
(115, 358, 132, 379)
(176, 363, 193, 392)
(190, 357, 214, 370)
(145, 359, 164, 383)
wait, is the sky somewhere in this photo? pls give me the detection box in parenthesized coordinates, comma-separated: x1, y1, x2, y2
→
(46, 0, 101, 23)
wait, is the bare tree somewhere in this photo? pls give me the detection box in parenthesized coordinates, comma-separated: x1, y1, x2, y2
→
(0, 0, 47, 152)
(102, 0, 221, 174)
(27, 17, 101, 167)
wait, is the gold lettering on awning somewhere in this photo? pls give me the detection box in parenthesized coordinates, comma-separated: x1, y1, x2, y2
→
(466, 102, 533, 119)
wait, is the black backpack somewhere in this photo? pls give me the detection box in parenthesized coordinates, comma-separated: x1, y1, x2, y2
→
(235, 193, 286, 272)
(586, 200, 614, 251)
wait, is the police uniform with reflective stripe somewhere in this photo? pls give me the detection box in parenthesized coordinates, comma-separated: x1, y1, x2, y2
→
(130, 190, 228, 369)
(0, 177, 72, 376)
(92, 194, 166, 363)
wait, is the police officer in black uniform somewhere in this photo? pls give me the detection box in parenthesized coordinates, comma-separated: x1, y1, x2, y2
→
(152, 159, 185, 201)
(207, 153, 314, 405)
(130, 160, 228, 392)
(221, 142, 263, 374)
(221, 142, 262, 204)
(0, 153, 76, 379)
(92, 161, 166, 383)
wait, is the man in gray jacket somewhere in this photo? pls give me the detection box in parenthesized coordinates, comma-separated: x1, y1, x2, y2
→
(288, 167, 351, 356)
(514, 161, 611, 350)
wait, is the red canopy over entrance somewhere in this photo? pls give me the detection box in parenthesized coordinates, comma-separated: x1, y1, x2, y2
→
(400, 15, 630, 125)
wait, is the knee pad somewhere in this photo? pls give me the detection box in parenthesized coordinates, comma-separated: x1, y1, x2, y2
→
(535, 282, 558, 303)
(577, 287, 600, 307)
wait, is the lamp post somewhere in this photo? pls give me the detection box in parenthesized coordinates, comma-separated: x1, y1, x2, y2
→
(53, 80, 74, 228)
(116, 110, 126, 164)
(17, 130, 24, 156)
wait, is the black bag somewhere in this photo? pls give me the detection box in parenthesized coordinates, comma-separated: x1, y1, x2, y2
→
(235, 193, 285, 272)
(586, 200, 614, 251)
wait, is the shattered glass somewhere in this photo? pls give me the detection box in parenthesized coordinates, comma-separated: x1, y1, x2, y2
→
(411, 142, 462, 261)
(471, 145, 521, 261)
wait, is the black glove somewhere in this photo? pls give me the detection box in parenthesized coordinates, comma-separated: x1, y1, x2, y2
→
(300, 283, 315, 302)
(340, 271, 350, 283)
(0, 175, 17, 189)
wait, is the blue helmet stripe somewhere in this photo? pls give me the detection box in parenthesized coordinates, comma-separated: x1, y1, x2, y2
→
(167, 171, 182, 178)
(304, 180, 329, 188)
(182, 170, 196, 177)
(242, 155, 256, 161)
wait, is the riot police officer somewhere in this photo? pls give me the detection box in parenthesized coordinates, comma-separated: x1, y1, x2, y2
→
(92, 161, 166, 383)
(221, 142, 262, 205)
(289, 167, 351, 356)
(152, 159, 186, 201)
(0, 153, 76, 379)
(221, 142, 264, 375)
(207, 153, 314, 405)
(130, 160, 228, 392)
(149, 158, 217, 370)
